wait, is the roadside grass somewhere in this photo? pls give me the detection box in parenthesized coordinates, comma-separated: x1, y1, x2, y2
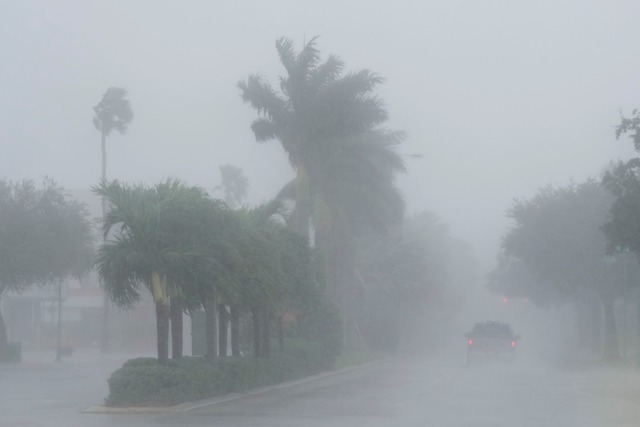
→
(334, 349, 389, 370)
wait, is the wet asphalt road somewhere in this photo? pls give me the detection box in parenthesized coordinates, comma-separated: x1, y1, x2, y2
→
(163, 356, 640, 427)
(3, 351, 640, 427)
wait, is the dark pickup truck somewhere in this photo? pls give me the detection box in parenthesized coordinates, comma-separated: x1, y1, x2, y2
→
(465, 321, 520, 364)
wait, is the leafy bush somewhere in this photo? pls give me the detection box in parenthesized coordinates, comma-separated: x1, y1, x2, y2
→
(106, 356, 223, 406)
(106, 340, 335, 407)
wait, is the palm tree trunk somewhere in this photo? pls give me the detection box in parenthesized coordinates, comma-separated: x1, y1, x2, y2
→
(278, 314, 284, 352)
(101, 130, 107, 184)
(330, 225, 360, 348)
(99, 130, 111, 354)
(0, 296, 8, 355)
(218, 304, 228, 357)
(261, 307, 271, 358)
(290, 166, 311, 238)
(170, 296, 183, 359)
(155, 301, 170, 363)
(252, 307, 261, 357)
(588, 298, 602, 354)
(230, 305, 240, 357)
(317, 226, 349, 345)
(636, 295, 640, 367)
(290, 206, 310, 238)
(205, 299, 217, 360)
(602, 295, 620, 361)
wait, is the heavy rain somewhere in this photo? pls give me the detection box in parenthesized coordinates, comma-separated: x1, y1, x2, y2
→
(2, 1, 640, 426)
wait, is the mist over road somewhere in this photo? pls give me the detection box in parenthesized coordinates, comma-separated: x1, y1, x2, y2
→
(166, 356, 638, 427)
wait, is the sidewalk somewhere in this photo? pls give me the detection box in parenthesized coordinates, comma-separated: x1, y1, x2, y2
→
(0, 349, 146, 427)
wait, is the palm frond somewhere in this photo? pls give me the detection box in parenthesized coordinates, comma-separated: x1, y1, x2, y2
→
(295, 36, 321, 78)
(237, 75, 287, 121)
(93, 87, 133, 137)
(250, 118, 278, 142)
(309, 54, 345, 91)
(330, 70, 385, 97)
(275, 37, 297, 76)
(95, 236, 146, 309)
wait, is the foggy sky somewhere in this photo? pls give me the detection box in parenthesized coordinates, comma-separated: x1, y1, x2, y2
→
(2, 0, 640, 272)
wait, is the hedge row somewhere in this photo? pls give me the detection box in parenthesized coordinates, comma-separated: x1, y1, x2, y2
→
(106, 339, 333, 407)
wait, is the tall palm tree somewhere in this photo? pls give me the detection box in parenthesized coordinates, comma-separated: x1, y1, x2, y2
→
(93, 87, 134, 185)
(238, 38, 406, 341)
(93, 87, 133, 352)
(94, 179, 213, 362)
(238, 37, 392, 234)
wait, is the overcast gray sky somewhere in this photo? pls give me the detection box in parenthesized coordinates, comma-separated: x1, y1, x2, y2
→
(2, 0, 640, 271)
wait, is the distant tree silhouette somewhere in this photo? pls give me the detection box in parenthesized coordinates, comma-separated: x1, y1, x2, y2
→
(92, 87, 133, 352)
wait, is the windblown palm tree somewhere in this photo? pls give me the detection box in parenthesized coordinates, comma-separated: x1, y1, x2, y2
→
(93, 87, 134, 185)
(238, 37, 406, 340)
(94, 179, 214, 362)
(93, 87, 133, 352)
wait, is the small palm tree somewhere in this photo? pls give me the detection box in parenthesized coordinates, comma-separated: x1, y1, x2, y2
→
(94, 179, 213, 362)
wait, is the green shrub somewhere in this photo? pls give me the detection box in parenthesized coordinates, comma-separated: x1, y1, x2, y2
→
(106, 341, 336, 407)
(106, 357, 223, 406)
(121, 357, 158, 368)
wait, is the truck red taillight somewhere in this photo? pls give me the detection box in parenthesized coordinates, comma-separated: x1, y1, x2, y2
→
(468, 339, 473, 346)
(511, 341, 516, 347)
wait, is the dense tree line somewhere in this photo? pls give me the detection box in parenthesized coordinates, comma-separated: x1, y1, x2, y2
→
(94, 179, 336, 362)
(490, 181, 631, 359)
(489, 109, 640, 361)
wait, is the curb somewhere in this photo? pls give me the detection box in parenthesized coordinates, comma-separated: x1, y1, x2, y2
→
(83, 358, 390, 415)
(82, 405, 180, 414)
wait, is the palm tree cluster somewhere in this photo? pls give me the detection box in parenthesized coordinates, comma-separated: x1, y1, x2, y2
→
(94, 179, 324, 362)
(238, 37, 406, 342)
